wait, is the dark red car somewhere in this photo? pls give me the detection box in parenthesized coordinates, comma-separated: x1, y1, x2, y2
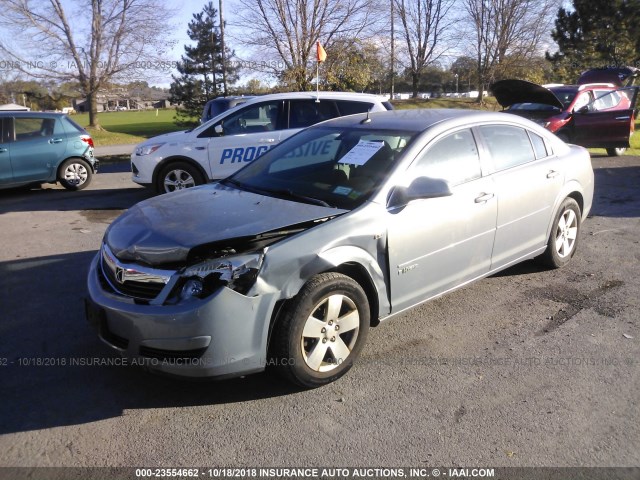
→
(492, 67, 638, 156)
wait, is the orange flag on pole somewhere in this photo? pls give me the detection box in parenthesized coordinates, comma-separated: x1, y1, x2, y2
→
(317, 41, 327, 62)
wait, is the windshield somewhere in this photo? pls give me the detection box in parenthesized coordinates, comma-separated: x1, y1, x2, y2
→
(549, 87, 578, 109)
(226, 126, 417, 209)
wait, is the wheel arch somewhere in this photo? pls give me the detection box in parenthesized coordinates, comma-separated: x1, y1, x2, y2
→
(266, 260, 383, 358)
(152, 156, 209, 188)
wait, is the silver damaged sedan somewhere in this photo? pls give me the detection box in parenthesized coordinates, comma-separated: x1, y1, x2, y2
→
(86, 109, 594, 387)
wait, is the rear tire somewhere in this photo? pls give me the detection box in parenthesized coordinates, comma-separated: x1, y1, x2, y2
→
(58, 158, 92, 190)
(606, 147, 626, 157)
(156, 161, 205, 194)
(271, 273, 370, 388)
(538, 198, 581, 268)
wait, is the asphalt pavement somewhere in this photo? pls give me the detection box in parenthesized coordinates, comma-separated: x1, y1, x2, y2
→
(0, 155, 638, 470)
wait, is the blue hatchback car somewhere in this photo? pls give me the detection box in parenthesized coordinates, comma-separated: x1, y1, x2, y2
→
(0, 111, 98, 190)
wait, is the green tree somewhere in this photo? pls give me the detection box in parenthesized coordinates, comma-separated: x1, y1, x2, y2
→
(323, 40, 385, 92)
(170, 2, 238, 126)
(547, 0, 640, 82)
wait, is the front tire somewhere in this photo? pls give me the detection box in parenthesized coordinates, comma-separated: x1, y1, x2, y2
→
(272, 273, 370, 388)
(157, 161, 205, 194)
(58, 158, 92, 190)
(538, 198, 581, 268)
(606, 147, 626, 157)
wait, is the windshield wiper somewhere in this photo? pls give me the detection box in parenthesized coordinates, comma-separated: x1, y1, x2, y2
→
(267, 188, 333, 208)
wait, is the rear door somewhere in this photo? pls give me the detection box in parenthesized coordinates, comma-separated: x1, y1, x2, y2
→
(9, 116, 66, 183)
(572, 87, 639, 148)
(478, 124, 564, 269)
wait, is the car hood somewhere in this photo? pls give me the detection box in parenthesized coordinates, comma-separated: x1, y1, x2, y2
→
(105, 183, 347, 266)
(140, 130, 189, 145)
(578, 67, 639, 87)
(491, 79, 564, 110)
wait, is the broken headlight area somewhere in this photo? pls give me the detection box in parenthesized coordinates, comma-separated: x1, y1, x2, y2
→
(169, 251, 266, 302)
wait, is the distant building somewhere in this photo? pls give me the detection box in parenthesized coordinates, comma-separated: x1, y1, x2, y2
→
(73, 87, 171, 112)
(0, 103, 30, 111)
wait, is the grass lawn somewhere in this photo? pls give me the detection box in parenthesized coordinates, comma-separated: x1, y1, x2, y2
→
(73, 109, 188, 146)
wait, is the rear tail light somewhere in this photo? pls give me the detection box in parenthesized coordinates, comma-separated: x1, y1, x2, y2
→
(81, 135, 95, 148)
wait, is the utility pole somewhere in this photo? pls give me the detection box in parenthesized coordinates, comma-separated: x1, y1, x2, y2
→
(219, 0, 227, 96)
(390, 0, 395, 98)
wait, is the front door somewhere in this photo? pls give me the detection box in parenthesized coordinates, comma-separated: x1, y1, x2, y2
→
(572, 87, 639, 148)
(205, 100, 285, 179)
(387, 128, 498, 312)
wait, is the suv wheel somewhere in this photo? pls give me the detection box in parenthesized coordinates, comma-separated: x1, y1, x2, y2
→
(606, 147, 626, 157)
(59, 158, 92, 190)
(157, 162, 205, 194)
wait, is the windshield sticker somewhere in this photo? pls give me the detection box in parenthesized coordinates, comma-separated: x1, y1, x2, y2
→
(338, 140, 385, 166)
(333, 186, 353, 196)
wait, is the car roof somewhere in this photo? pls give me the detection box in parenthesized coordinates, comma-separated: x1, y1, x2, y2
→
(313, 108, 520, 132)
(0, 111, 67, 118)
(238, 91, 389, 105)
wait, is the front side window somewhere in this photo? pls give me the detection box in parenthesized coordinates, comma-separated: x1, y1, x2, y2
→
(480, 125, 536, 171)
(412, 129, 481, 186)
(226, 127, 416, 209)
(199, 101, 283, 137)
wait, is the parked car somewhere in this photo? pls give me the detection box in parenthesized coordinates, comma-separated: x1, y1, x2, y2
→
(132, 92, 393, 194)
(0, 112, 97, 190)
(492, 67, 639, 156)
(200, 96, 253, 124)
(87, 109, 593, 387)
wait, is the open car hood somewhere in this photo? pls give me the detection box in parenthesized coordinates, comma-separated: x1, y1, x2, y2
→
(578, 67, 639, 87)
(491, 79, 564, 110)
(105, 183, 346, 266)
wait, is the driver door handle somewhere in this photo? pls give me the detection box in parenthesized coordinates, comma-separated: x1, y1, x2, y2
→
(547, 170, 560, 179)
(195, 146, 206, 150)
(474, 193, 494, 203)
(259, 138, 276, 143)
(0, 148, 7, 153)
(49, 138, 63, 144)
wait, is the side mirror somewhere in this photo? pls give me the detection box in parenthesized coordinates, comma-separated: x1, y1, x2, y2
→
(214, 124, 224, 136)
(388, 176, 452, 209)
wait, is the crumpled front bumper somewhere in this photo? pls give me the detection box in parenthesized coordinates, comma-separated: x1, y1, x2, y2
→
(85, 252, 278, 379)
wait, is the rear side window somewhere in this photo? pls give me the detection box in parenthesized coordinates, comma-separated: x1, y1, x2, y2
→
(335, 100, 374, 116)
(479, 125, 536, 171)
(13, 117, 58, 142)
(413, 128, 481, 186)
(288, 100, 339, 128)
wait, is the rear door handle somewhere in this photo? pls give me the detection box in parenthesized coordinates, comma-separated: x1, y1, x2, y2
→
(474, 193, 494, 203)
(0, 148, 7, 153)
(259, 138, 276, 143)
(547, 170, 560, 179)
(194, 146, 206, 150)
(49, 138, 63, 144)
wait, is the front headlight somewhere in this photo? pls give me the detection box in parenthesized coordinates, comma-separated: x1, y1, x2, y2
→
(177, 251, 265, 300)
(135, 143, 165, 156)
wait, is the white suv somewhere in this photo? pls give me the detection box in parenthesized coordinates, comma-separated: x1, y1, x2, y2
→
(132, 92, 393, 193)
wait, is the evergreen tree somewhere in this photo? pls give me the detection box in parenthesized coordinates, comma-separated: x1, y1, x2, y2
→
(547, 0, 640, 82)
(170, 2, 238, 126)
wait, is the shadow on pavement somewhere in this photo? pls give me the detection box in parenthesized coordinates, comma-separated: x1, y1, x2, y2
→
(0, 251, 301, 435)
